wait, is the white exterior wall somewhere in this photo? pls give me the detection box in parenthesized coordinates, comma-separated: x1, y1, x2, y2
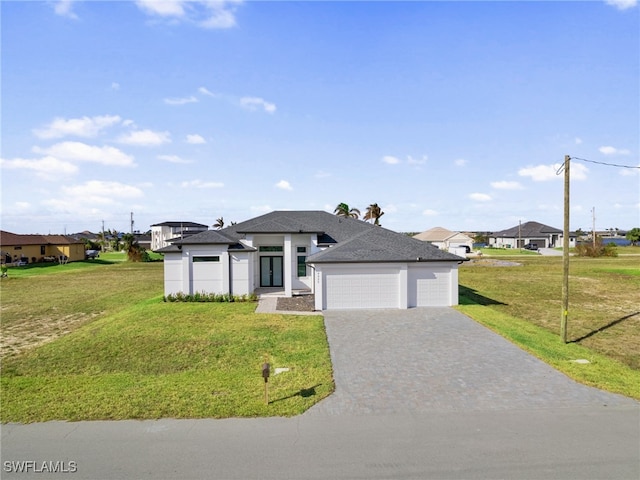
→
(230, 252, 251, 296)
(163, 252, 184, 295)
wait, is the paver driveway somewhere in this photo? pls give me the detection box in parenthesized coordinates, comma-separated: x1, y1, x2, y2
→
(306, 307, 636, 415)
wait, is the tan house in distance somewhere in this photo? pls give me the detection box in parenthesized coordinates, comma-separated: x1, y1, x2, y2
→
(413, 227, 474, 253)
(0, 230, 85, 265)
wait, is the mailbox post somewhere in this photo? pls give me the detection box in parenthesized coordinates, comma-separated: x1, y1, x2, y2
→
(262, 363, 270, 405)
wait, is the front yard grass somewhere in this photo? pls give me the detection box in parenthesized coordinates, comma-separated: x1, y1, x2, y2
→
(1, 261, 333, 423)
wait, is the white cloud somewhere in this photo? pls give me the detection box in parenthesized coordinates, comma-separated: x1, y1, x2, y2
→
(315, 170, 331, 179)
(0, 156, 78, 179)
(240, 97, 276, 114)
(61, 181, 144, 204)
(117, 129, 171, 146)
(33, 115, 121, 139)
(605, 0, 637, 10)
(33, 142, 135, 167)
(599, 145, 631, 155)
(135, 0, 185, 17)
(575, 137, 583, 145)
(186, 134, 206, 144)
(422, 209, 438, 216)
(111, 82, 120, 91)
(53, 0, 78, 19)
(180, 180, 224, 189)
(158, 154, 192, 164)
(198, 87, 216, 97)
(491, 180, 523, 190)
(469, 193, 492, 202)
(275, 180, 293, 190)
(454, 158, 468, 167)
(518, 163, 589, 181)
(382, 155, 401, 165)
(164, 95, 198, 106)
(135, 0, 242, 29)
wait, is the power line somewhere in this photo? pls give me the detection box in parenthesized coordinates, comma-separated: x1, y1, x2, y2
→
(570, 156, 640, 169)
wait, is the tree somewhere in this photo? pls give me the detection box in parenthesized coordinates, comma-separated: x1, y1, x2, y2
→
(334, 203, 360, 219)
(110, 230, 121, 251)
(213, 217, 224, 229)
(122, 233, 149, 262)
(363, 203, 384, 226)
(626, 227, 640, 246)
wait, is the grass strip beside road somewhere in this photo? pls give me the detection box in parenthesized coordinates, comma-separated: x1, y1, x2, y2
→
(1, 301, 333, 422)
(456, 304, 640, 400)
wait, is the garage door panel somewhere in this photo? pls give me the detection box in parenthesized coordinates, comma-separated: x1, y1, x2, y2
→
(409, 267, 451, 307)
(326, 273, 398, 309)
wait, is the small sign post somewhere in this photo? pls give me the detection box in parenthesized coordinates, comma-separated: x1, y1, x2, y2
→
(262, 362, 270, 405)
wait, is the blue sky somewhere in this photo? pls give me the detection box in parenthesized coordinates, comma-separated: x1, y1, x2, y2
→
(2, 0, 639, 235)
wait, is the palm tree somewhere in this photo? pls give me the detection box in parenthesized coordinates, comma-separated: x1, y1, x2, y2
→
(213, 217, 224, 229)
(363, 203, 384, 226)
(334, 203, 360, 219)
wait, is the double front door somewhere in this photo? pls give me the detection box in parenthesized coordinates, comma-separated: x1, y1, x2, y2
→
(260, 256, 283, 287)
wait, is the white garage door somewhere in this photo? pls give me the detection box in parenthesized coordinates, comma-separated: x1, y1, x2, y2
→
(409, 267, 451, 307)
(325, 271, 399, 309)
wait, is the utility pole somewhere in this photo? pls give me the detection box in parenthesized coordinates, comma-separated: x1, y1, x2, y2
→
(518, 220, 522, 251)
(102, 220, 105, 253)
(591, 207, 596, 249)
(130, 212, 134, 234)
(561, 155, 570, 344)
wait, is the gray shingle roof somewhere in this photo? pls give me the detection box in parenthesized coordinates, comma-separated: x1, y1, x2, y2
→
(492, 221, 561, 237)
(222, 210, 371, 243)
(164, 211, 463, 263)
(308, 226, 464, 263)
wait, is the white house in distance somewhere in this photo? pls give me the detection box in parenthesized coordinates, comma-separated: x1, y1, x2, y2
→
(413, 227, 474, 253)
(157, 211, 466, 311)
(489, 221, 576, 249)
(150, 221, 209, 251)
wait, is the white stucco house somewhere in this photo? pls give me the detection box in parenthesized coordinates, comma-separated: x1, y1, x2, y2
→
(151, 221, 208, 251)
(157, 211, 466, 311)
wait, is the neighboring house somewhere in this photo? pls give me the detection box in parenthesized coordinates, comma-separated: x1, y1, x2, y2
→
(134, 233, 152, 250)
(489, 221, 576, 249)
(0, 230, 85, 264)
(158, 211, 465, 311)
(413, 227, 474, 252)
(150, 221, 208, 251)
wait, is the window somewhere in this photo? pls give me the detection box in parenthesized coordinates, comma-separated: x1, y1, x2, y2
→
(193, 256, 220, 262)
(41, 246, 46, 255)
(297, 247, 307, 277)
(14, 246, 22, 250)
(259, 246, 283, 252)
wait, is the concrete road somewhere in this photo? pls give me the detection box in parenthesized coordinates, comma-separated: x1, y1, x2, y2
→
(2, 308, 639, 479)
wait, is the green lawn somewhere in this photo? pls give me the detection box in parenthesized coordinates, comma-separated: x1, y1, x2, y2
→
(1, 260, 333, 422)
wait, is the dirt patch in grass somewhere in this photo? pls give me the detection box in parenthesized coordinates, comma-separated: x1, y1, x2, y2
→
(1, 312, 101, 357)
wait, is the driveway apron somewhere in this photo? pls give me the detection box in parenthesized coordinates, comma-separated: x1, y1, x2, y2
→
(306, 308, 637, 415)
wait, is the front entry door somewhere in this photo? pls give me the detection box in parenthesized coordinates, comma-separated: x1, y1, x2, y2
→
(260, 256, 283, 287)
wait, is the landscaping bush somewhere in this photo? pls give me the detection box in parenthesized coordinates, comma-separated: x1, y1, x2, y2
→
(163, 291, 258, 303)
(575, 237, 618, 257)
